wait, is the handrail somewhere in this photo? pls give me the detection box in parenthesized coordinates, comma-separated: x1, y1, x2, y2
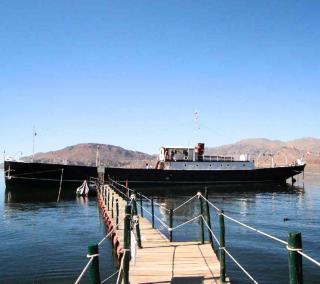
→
(107, 180, 320, 283)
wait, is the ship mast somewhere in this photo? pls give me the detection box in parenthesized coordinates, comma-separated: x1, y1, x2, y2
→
(32, 126, 37, 162)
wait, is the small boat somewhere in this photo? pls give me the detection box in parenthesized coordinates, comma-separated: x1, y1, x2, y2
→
(76, 180, 89, 197)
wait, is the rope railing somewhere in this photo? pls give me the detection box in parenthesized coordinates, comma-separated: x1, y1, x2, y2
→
(74, 255, 96, 284)
(107, 180, 320, 283)
(200, 193, 288, 245)
(75, 218, 123, 284)
(223, 247, 258, 284)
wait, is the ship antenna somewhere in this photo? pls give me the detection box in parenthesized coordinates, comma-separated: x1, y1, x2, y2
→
(194, 110, 200, 143)
(32, 126, 37, 162)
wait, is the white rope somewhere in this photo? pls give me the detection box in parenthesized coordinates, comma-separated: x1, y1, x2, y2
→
(201, 216, 220, 246)
(200, 194, 220, 211)
(100, 269, 120, 284)
(56, 169, 64, 203)
(171, 215, 202, 231)
(12, 168, 63, 176)
(221, 213, 287, 245)
(140, 206, 170, 230)
(223, 247, 258, 284)
(98, 220, 123, 246)
(201, 194, 287, 245)
(74, 256, 95, 284)
(116, 250, 129, 284)
(286, 245, 302, 252)
(297, 251, 320, 267)
(154, 214, 171, 230)
(172, 194, 198, 212)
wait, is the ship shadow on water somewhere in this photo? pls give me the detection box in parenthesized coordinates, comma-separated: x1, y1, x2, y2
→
(4, 183, 89, 203)
(136, 182, 305, 197)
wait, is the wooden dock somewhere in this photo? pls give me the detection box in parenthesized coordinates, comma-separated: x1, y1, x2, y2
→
(99, 185, 227, 284)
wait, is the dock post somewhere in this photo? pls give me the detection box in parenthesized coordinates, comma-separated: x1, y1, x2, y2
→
(88, 244, 101, 284)
(111, 192, 114, 218)
(131, 193, 142, 248)
(116, 199, 119, 229)
(169, 209, 173, 242)
(205, 188, 213, 248)
(107, 187, 110, 211)
(151, 197, 155, 228)
(219, 210, 226, 283)
(288, 232, 303, 284)
(139, 193, 144, 217)
(122, 204, 131, 284)
(199, 192, 204, 244)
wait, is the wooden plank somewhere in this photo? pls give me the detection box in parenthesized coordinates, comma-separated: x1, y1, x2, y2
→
(100, 186, 229, 284)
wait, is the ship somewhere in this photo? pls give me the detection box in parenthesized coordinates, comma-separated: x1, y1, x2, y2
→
(3, 143, 306, 189)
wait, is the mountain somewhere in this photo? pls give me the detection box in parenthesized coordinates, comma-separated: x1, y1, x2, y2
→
(206, 138, 320, 171)
(22, 143, 157, 168)
(20, 138, 320, 171)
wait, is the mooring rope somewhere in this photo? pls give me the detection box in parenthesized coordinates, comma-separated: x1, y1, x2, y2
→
(12, 168, 63, 176)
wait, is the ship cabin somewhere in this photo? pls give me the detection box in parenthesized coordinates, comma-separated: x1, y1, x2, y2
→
(158, 143, 255, 170)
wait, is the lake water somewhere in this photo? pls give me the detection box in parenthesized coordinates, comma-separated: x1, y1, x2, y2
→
(1, 171, 320, 283)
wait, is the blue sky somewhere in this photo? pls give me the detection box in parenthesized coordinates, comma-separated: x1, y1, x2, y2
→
(0, 0, 319, 157)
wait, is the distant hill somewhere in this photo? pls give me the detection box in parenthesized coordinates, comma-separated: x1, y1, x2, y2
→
(20, 138, 320, 172)
(207, 138, 320, 171)
(22, 143, 157, 168)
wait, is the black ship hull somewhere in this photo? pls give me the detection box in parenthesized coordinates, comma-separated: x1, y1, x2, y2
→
(4, 161, 305, 190)
(106, 165, 305, 185)
(4, 161, 97, 189)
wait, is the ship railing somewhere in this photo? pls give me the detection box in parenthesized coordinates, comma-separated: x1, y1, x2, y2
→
(108, 178, 320, 284)
(202, 155, 235, 162)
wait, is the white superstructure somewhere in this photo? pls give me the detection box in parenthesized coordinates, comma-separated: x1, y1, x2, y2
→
(157, 143, 255, 170)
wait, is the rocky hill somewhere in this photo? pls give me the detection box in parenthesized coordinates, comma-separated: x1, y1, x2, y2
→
(22, 143, 157, 168)
(206, 138, 320, 171)
(21, 138, 320, 172)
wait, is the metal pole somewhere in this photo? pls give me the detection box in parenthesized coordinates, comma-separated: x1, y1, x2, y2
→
(219, 210, 226, 283)
(122, 205, 131, 284)
(205, 188, 213, 248)
(111, 192, 114, 218)
(288, 232, 303, 284)
(107, 187, 110, 211)
(169, 209, 173, 242)
(199, 192, 204, 244)
(151, 197, 155, 228)
(139, 193, 143, 217)
(88, 244, 101, 284)
(116, 199, 119, 229)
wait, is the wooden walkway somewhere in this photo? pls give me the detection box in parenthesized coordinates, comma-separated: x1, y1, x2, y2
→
(101, 185, 226, 284)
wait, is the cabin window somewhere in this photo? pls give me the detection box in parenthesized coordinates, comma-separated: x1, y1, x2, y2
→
(209, 164, 212, 167)
(184, 164, 187, 167)
(227, 164, 229, 167)
(196, 164, 199, 167)
(243, 164, 246, 167)
(220, 164, 223, 167)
